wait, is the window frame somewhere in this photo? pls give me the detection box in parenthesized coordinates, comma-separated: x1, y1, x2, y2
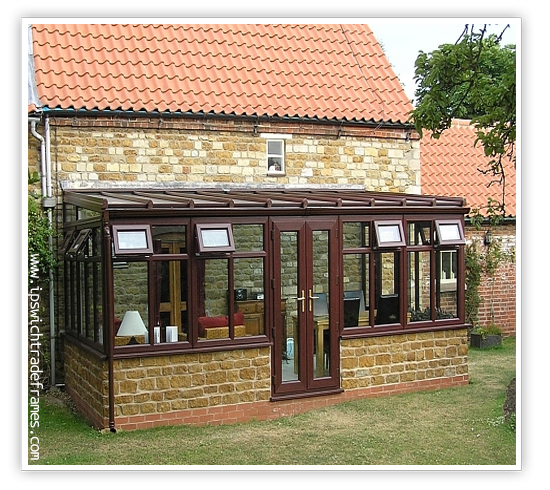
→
(112, 224, 153, 255)
(261, 133, 291, 175)
(196, 223, 236, 254)
(435, 219, 465, 246)
(374, 220, 406, 248)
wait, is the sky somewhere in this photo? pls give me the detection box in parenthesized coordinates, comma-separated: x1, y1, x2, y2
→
(367, 19, 519, 104)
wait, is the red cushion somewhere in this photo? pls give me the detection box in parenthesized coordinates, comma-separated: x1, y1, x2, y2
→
(198, 313, 245, 336)
(234, 311, 245, 325)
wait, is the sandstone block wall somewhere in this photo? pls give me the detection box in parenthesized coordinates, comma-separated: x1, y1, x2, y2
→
(28, 117, 421, 195)
(65, 328, 468, 430)
(341, 329, 469, 390)
(112, 347, 271, 422)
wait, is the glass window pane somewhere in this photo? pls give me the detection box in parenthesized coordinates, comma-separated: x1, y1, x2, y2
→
(408, 251, 431, 322)
(152, 225, 186, 254)
(343, 253, 370, 328)
(155, 259, 188, 342)
(113, 261, 149, 347)
(343, 222, 369, 248)
(268, 140, 283, 155)
(407, 221, 431, 246)
(198, 259, 230, 340)
(436, 251, 458, 319)
(234, 257, 265, 336)
(233, 224, 264, 252)
(375, 251, 400, 325)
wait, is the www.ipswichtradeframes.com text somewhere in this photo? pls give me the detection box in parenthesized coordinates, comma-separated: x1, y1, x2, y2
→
(28, 253, 43, 461)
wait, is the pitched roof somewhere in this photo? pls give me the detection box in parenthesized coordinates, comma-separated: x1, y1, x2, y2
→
(421, 119, 516, 217)
(29, 23, 413, 124)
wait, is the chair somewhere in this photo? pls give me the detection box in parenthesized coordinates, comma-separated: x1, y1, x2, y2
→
(343, 297, 360, 327)
(344, 290, 366, 312)
(375, 294, 399, 324)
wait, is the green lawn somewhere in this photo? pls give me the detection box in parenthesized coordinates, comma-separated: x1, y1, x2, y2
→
(27, 337, 517, 466)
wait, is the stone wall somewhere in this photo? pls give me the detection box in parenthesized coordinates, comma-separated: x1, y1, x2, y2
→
(341, 328, 469, 390)
(64, 341, 109, 429)
(65, 328, 468, 431)
(32, 116, 420, 194)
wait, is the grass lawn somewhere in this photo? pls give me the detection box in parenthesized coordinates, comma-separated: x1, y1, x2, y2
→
(26, 337, 517, 467)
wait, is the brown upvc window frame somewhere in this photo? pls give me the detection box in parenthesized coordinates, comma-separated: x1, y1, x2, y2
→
(195, 223, 235, 254)
(374, 220, 406, 248)
(435, 219, 465, 246)
(112, 224, 153, 255)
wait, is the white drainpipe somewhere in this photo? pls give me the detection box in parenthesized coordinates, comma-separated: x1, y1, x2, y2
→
(29, 115, 57, 386)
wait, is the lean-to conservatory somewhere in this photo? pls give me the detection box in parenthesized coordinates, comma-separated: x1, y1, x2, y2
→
(61, 187, 470, 431)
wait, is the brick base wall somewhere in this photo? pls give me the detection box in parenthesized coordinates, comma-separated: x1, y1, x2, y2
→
(65, 328, 469, 431)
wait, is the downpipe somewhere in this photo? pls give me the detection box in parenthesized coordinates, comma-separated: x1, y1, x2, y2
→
(29, 116, 57, 387)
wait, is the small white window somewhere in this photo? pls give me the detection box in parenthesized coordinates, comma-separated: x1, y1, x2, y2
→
(261, 133, 291, 174)
(267, 139, 285, 173)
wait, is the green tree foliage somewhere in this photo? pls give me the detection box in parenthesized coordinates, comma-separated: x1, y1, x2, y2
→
(411, 24, 516, 217)
(28, 171, 55, 283)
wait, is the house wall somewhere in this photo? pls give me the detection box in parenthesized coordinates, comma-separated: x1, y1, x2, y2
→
(465, 223, 516, 336)
(64, 328, 467, 431)
(29, 116, 421, 193)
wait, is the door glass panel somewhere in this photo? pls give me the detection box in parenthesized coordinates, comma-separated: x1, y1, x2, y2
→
(312, 230, 330, 378)
(281, 231, 299, 382)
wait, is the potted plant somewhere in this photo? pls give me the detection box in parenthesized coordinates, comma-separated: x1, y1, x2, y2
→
(470, 324, 502, 349)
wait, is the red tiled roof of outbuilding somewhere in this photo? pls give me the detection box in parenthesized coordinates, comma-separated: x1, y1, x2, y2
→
(421, 119, 516, 217)
(29, 23, 413, 124)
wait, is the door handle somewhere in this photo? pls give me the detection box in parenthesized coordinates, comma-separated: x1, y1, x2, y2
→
(309, 289, 319, 312)
(295, 290, 306, 313)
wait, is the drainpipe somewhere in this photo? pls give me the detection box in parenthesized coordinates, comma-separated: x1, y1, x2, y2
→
(29, 116, 57, 387)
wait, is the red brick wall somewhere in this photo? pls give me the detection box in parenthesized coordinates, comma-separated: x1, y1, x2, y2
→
(465, 223, 516, 336)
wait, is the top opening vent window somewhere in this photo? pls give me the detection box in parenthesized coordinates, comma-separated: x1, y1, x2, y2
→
(196, 224, 235, 254)
(374, 220, 405, 247)
(435, 220, 465, 245)
(112, 224, 153, 255)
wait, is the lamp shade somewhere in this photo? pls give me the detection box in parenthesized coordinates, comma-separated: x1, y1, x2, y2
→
(117, 311, 148, 336)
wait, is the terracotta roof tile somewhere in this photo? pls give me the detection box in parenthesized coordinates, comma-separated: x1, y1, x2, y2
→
(422, 119, 516, 217)
(30, 23, 413, 124)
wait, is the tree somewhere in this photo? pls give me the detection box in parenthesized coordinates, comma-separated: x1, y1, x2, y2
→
(28, 170, 56, 284)
(411, 24, 516, 218)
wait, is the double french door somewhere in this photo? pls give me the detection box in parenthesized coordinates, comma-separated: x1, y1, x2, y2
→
(271, 217, 341, 398)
